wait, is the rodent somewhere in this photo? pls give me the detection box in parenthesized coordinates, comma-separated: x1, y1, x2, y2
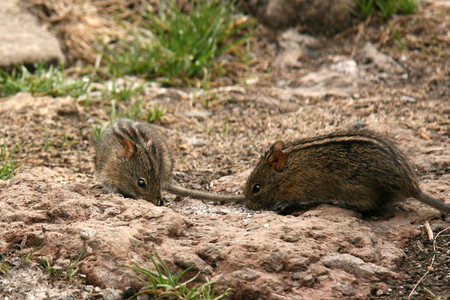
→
(95, 119, 245, 205)
(244, 129, 450, 214)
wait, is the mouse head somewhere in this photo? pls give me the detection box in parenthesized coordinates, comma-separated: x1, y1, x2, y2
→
(109, 137, 162, 205)
(244, 141, 286, 210)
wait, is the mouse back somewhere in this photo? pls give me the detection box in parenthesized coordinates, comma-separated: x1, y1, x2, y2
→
(245, 129, 423, 213)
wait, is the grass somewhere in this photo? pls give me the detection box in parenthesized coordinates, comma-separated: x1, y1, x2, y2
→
(122, 99, 145, 120)
(43, 125, 52, 152)
(21, 247, 41, 263)
(0, 62, 91, 98)
(193, 119, 214, 135)
(393, 29, 408, 51)
(91, 99, 166, 143)
(123, 253, 230, 300)
(61, 249, 84, 279)
(396, 0, 420, 14)
(353, 0, 420, 20)
(40, 248, 84, 279)
(146, 105, 165, 123)
(40, 253, 57, 276)
(376, 0, 399, 20)
(1, 257, 7, 275)
(100, 78, 144, 102)
(92, 124, 104, 144)
(121, 99, 165, 122)
(0, 138, 21, 180)
(100, 0, 254, 85)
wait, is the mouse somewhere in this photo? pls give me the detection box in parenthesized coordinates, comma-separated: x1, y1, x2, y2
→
(95, 119, 245, 205)
(244, 129, 450, 214)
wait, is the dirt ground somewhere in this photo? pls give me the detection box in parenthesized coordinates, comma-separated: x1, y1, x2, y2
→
(0, 1, 449, 300)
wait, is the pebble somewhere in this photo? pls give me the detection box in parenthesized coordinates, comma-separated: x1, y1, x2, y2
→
(84, 285, 94, 292)
(103, 288, 124, 300)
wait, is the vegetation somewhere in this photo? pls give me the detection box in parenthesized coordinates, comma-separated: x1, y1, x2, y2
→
(0, 63, 90, 98)
(100, 0, 254, 85)
(354, 0, 420, 20)
(100, 79, 143, 102)
(0, 256, 7, 275)
(123, 253, 230, 300)
(91, 98, 166, 143)
(0, 138, 21, 180)
(40, 249, 84, 279)
(21, 247, 41, 263)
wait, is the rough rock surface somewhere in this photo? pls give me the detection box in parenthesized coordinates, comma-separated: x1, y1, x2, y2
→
(242, 0, 356, 33)
(0, 0, 64, 68)
(0, 165, 448, 299)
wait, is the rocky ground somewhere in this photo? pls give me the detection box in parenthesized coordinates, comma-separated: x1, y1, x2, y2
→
(0, 1, 449, 299)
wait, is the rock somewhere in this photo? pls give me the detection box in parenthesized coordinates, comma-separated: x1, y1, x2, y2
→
(136, 293, 150, 300)
(278, 29, 321, 49)
(0, 93, 81, 119)
(102, 288, 123, 300)
(84, 285, 94, 292)
(271, 48, 305, 69)
(262, 251, 285, 273)
(291, 271, 315, 287)
(359, 42, 405, 74)
(196, 243, 224, 266)
(173, 252, 213, 275)
(0, 167, 430, 298)
(232, 268, 263, 282)
(330, 57, 358, 75)
(242, 0, 356, 34)
(279, 225, 302, 242)
(271, 64, 367, 98)
(321, 253, 398, 280)
(0, 0, 64, 68)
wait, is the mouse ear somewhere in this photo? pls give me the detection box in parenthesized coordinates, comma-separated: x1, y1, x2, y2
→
(146, 138, 157, 153)
(117, 139, 136, 160)
(267, 150, 285, 172)
(270, 141, 285, 153)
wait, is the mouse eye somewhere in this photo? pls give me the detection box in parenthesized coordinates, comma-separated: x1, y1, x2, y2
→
(252, 184, 261, 194)
(137, 179, 146, 189)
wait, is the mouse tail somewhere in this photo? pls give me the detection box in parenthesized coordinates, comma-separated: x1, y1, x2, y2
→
(415, 191, 450, 213)
(165, 182, 245, 202)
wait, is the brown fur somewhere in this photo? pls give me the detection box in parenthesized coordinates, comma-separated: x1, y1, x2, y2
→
(95, 119, 172, 205)
(95, 119, 244, 205)
(244, 129, 450, 214)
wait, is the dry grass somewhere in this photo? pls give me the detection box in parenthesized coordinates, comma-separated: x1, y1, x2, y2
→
(19, 0, 153, 63)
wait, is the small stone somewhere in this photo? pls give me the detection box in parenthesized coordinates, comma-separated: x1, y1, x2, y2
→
(84, 285, 94, 292)
(317, 275, 329, 283)
(360, 42, 404, 74)
(173, 252, 212, 275)
(102, 288, 124, 300)
(321, 253, 397, 280)
(376, 289, 384, 296)
(291, 272, 315, 287)
(286, 257, 308, 271)
(232, 268, 263, 282)
(136, 293, 150, 300)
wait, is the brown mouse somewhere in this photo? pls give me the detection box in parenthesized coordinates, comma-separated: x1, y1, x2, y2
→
(244, 129, 450, 214)
(95, 119, 244, 205)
